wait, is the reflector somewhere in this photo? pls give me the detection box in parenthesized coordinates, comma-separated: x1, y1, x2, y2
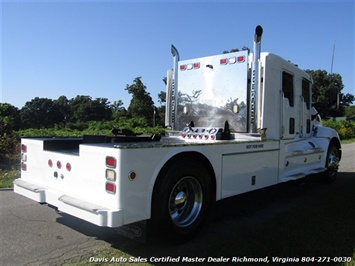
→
(128, 171, 136, 181)
(66, 163, 71, 172)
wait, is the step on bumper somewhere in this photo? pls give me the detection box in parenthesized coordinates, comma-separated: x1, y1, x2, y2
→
(13, 179, 122, 227)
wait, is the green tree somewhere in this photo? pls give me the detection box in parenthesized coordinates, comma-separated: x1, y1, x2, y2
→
(20, 97, 62, 128)
(0, 103, 21, 133)
(68, 95, 92, 122)
(68, 95, 112, 123)
(158, 75, 167, 105)
(125, 77, 155, 125)
(157, 77, 168, 126)
(345, 106, 355, 119)
(223, 48, 239, 54)
(111, 100, 127, 120)
(53, 95, 70, 126)
(111, 100, 125, 112)
(0, 103, 21, 156)
(222, 47, 249, 54)
(305, 70, 354, 118)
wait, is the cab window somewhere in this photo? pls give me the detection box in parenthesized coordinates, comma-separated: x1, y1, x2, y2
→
(302, 78, 311, 110)
(282, 72, 294, 107)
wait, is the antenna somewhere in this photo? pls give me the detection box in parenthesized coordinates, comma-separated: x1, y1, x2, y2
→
(330, 40, 336, 74)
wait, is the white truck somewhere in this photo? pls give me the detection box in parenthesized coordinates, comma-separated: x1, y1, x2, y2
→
(14, 26, 341, 241)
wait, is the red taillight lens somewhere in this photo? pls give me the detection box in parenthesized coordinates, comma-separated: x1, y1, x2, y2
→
(57, 161, 62, 169)
(220, 58, 227, 65)
(21, 162, 27, 171)
(105, 182, 116, 194)
(21, 144, 27, 153)
(106, 156, 116, 168)
(48, 159, 53, 167)
(180, 64, 186, 71)
(193, 62, 200, 69)
(237, 55, 245, 62)
(66, 163, 71, 171)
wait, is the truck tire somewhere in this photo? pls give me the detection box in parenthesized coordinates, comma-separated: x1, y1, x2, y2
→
(150, 158, 212, 242)
(323, 143, 340, 182)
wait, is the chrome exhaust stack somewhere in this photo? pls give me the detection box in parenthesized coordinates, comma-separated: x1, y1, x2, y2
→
(165, 45, 180, 129)
(249, 25, 263, 133)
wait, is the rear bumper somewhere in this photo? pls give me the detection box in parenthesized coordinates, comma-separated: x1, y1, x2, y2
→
(13, 179, 123, 227)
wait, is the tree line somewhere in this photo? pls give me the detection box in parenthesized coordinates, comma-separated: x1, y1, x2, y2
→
(1, 77, 166, 133)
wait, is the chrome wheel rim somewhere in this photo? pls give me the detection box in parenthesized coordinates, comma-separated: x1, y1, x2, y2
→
(327, 149, 340, 178)
(169, 176, 203, 228)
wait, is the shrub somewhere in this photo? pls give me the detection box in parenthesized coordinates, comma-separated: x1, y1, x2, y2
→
(323, 119, 355, 140)
(0, 132, 20, 157)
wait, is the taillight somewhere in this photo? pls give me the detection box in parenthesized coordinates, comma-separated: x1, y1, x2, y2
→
(105, 169, 116, 181)
(220, 56, 244, 65)
(21, 153, 27, 162)
(180, 62, 200, 71)
(106, 156, 116, 168)
(105, 156, 117, 194)
(105, 182, 116, 194)
(48, 159, 53, 167)
(21, 144, 27, 171)
(57, 161, 62, 169)
(220, 58, 227, 65)
(237, 55, 245, 62)
(21, 144, 27, 153)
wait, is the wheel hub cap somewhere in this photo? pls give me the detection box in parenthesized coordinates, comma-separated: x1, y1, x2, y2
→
(169, 176, 203, 228)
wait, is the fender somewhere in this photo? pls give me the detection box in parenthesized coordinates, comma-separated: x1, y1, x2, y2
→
(314, 125, 340, 141)
(145, 146, 218, 219)
(313, 125, 342, 160)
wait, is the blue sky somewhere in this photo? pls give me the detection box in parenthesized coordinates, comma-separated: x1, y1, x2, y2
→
(1, 0, 354, 109)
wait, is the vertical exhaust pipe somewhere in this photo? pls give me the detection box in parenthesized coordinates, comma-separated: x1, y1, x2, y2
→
(249, 25, 263, 133)
(165, 45, 180, 130)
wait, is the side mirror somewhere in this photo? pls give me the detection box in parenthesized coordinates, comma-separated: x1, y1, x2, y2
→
(327, 87, 340, 109)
